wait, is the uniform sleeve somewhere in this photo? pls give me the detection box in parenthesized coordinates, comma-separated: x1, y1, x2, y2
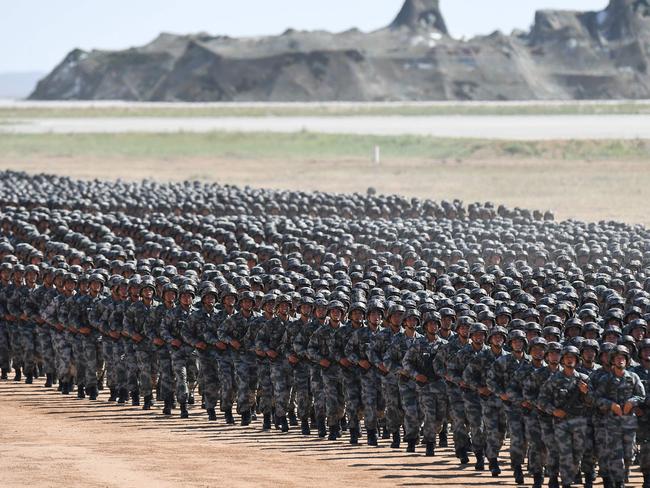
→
(307, 328, 324, 363)
(401, 340, 420, 379)
(344, 329, 360, 364)
(486, 357, 505, 395)
(537, 376, 556, 415)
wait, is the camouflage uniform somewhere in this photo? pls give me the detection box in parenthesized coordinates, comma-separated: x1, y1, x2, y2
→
(161, 304, 197, 404)
(69, 291, 102, 391)
(369, 326, 403, 435)
(456, 343, 489, 456)
(295, 317, 326, 420)
(124, 299, 157, 399)
(632, 362, 650, 483)
(538, 369, 592, 486)
(251, 313, 274, 416)
(308, 323, 344, 428)
(65, 292, 87, 390)
(590, 365, 614, 482)
(7, 283, 39, 377)
(220, 310, 260, 415)
(257, 315, 292, 418)
(334, 322, 363, 433)
(385, 330, 422, 443)
(214, 308, 236, 412)
(105, 297, 129, 397)
(2, 282, 21, 373)
(43, 291, 76, 386)
(145, 302, 174, 403)
(594, 368, 646, 485)
(89, 295, 115, 391)
(34, 285, 59, 381)
(488, 351, 530, 468)
(402, 334, 448, 445)
(0, 281, 12, 373)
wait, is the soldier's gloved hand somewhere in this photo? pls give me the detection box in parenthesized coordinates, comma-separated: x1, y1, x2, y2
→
(255, 349, 266, 358)
(196, 341, 207, 351)
(623, 401, 635, 415)
(358, 359, 371, 370)
(552, 408, 567, 419)
(231, 339, 241, 350)
(415, 374, 428, 384)
(153, 337, 164, 346)
(578, 380, 589, 394)
(288, 354, 298, 365)
(377, 364, 388, 374)
(216, 341, 227, 351)
(521, 400, 532, 410)
(634, 407, 644, 417)
(478, 386, 491, 396)
(611, 403, 623, 416)
(267, 349, 278, 359)
(171, 339, 182, 348)
(132, 333, 143, 343)
(499, 393, 509, 402)
(319, 358, 330, 368)
(339, 358, 352, 368)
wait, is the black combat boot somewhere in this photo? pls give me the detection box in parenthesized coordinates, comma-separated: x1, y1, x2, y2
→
(340, 416, 348, 432)
(108, 387, 117, 402)
(117, 388, 128, 404)
(250, 407, 257, 421)
(474, 451, 485, 471)
(88, 386, 98, 400)
(390, 432, 401, 449)
(201, 394, 206, 409)
(241, 410, 251, 426)
(224, 408, 235, 425)
(425, 442, 435, 457)
(44, 373, 52, 387)
(77, 385, 86, 399)
(439, 424, 448, 447)
(13, 367, 21, 382)
(162, 395, 172, 416)
(367, 429, 378, 446)
(300, 418, 310, 435)
(278, 415, 289, 432)
(142, 394, 153, 410)
(207, 408, 217, 421)
(643, 471, 650, 488)
(457, 447, 470, 465)
(406, 439, 416, 453)
(180, 402, 189, 419)
(288, 410, 298, 426)
(513, 464, 524, 484)
(327, 425, 340, 441)
(61, 381, 70, 395)
(317, 417, 327, 438)
(489, 458, 501, 477)
(131, 390, 140, 406)
(97, 378, 104, 391)
(532, 472, 543, 488)
(1, 369, 8, 380)
(548, 475, 559, 488)
(187, 392, 195, 405)
(262, 413, 272, 430)
(25, 373, 33, 384)
(349, 428, 359, 445)
(584, 472, 594, 488)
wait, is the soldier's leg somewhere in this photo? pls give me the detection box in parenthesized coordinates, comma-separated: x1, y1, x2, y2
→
(72, 335, 86, 391)
(343, 370, 362, 441)
(11, 324, 24, 376)
(463, 393, 486, 458)
(507, 408, 527, 468)
(124, 343, 140, 401)
(360, 369, 378, 433)
(135, 348, 153, 399)
(399, 380, 420, 447)
(294, 362, 311, 422)
(323, 368, 344, 430)
(270, 360, 290, 419)
(540, 417, 560, 481)
(217, 355, 235, 413)
(448, 386, 471, 458)
(580, 417, 596, 482)
(639, 434, 650, 487)
(171, 350, 189, 405)
(21, 325, 36, 380)
(310, 364, 326, 419)
(419, 383, 438, 452)
(234, 356, 253, 415)
(0, 324, 10, 376)
(186, 352, 198, 403)
(83, 338, 98, 392)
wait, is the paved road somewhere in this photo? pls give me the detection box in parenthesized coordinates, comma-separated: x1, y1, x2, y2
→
(3, 115, 650, 140)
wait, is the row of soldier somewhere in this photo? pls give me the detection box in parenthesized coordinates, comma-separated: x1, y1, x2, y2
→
(1, 262, 649, 488)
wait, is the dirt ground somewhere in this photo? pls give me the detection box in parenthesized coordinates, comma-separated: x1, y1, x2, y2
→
(1, 154, 649, 225)
(0, 379, 643, 488)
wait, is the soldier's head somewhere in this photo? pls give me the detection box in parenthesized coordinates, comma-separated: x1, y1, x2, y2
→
(162, 283, 178, 305)
(367, 300, 385, 326)
(545, 342, 562, 366)
(610, 345, 630, 370)
(348, 302, 366, 325)
(423, 312, 441, 336)
(200, 287, 218, 309)
(508, 329, 527, 353)
(638, 339, 650, 363)
(580, 339, 599, 364)
(275, 295, 292, 317)
(298, 296, 314, 318)
(470, 323, 488, 346)
(314, 298, 328, 320)
(238, 291, 255, 313)
(327, 300, 345, 323)
(560, 346, 580, 369)
(403, 309, 420, 331)
(528, 337, 548, 361)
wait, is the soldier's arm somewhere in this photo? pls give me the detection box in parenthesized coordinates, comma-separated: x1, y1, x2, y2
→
(307, 329, 324, 362)
(486, 357, 505, 396)
(6, 290, 22, 317)
(401, 341, 420, 379)
(537, 377, 556, 415)
(344, 330, 361, 364)
(217, 316, 234, 344)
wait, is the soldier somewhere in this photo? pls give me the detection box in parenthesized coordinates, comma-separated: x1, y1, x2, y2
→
(161, 283, 197, 418)
(214, 285, 238, 423)
(0, 263, 13, 379)
(31, 266, 58, 387)
(106, 277, 130, 404)
(345, 298, 385, 446)
(508, 336, 548, 488)
(385, 307, 423, 453)
(488, 328, 529, 484)
(220, 290, 260, 425)
(403, 311, 447, 456)
(596, 345, 646, 488)
(438, 315, 472, 463)
(538, 346, 592, 488)
(465, 325, 508, 476)
(285, 295, 315, 435)
(632, 339, 650, 488)
(8, 264, 39, 384)
(253, 293, 276, 431)
(256, 294, 293, 432)
(578, 339, 602, 488)
(308, 300, 345, 440)
(124, 276, 157, 409)
(370, 304, 405, 449)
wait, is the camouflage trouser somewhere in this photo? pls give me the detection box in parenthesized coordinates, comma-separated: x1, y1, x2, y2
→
(382, 377, 403, 434)
(217, 352, 235, 411)
(170, 345, 197, 404)
(102, 339, 116, 389)
(581, 416, 596, 475)
(0, 323, 10, 371)
(257, 358, 273, 415)
(124, 342, 139, 393)
(269, 358, 292, 417)
(112, 339, 127, 391)
(506, 406, 527, 466)
(291, 361, 311, 419)
(199, 351, 219, 409)
(53, 331, 74, 384)
(322, 365, 344, 427)
(9, 322, 23, 370)
(417, 379, 447, 443)
(540, 415, 560, 477)
(309, 363, 325, 418)
(342, 368, 361, 430)
(18, 323, 37, 376)
(72, 334, 86, 386)
(554, 416, 587, 486)
(400, 377, 420, 441)
(81, 335, 99, 388)
(602, 415, 637, 484)
(234, 352, 258, 414)
(156, 347, 174, 401)
(524, 411, 546, 475)
(359, 367, 381, 430)
(638, 418, 650, 475)
(37, 326, 56, 376)
(447, 385, 471, 453)
(134, 344, 155, 397)
(463, 390, 485, 453)
(483, 398, 507, 459)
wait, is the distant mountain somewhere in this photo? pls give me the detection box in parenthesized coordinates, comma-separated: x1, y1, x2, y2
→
(0, 72, 46, 99)
(29, 0, 650, 101)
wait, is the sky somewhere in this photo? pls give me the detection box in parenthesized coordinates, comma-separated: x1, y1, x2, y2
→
(0, 0, 609, 73)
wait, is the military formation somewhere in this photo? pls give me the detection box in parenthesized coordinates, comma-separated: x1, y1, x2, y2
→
(1, 170, 650, 488)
